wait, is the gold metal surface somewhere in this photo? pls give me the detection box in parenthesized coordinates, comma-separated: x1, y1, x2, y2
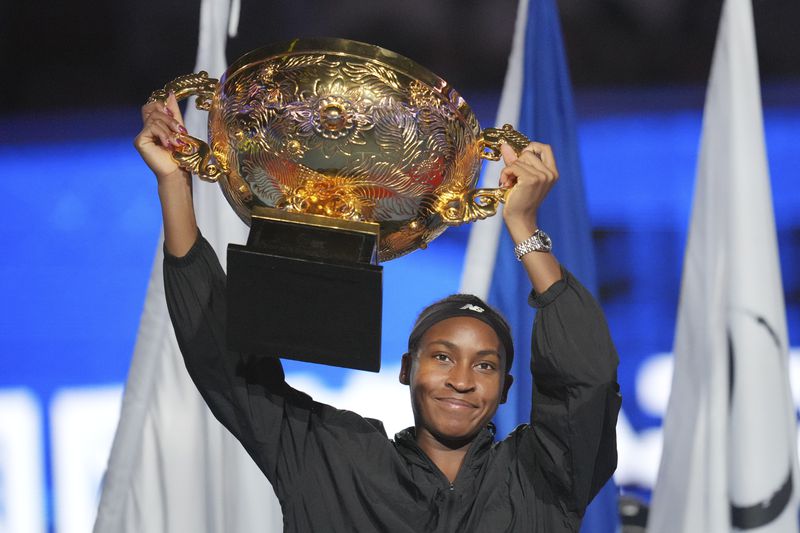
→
(147, 71, 218, 109)
(172, 134, 222, 182)
(252, 206, 380, 237)
(148, 39, 533, 261)
(479, 124, 532, 161)
(148, 71, 223, 182)
(436, 187, 511, 226)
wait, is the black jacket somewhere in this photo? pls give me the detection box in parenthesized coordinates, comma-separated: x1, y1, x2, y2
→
(164, 235, 621, 532)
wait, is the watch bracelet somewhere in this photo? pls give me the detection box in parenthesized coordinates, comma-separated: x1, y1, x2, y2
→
(514, 229, 550, 260)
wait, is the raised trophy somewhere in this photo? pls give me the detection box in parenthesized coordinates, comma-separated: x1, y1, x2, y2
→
(148, 38, 532, 372)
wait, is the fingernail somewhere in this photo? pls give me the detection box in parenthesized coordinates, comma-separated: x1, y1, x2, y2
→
(179, 125, 188, 134)
(165, 107, 174, 117)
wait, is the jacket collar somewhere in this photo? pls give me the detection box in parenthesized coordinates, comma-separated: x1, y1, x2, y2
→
(394, 424, 496, 483)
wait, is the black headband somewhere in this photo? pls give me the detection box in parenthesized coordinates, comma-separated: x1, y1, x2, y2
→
(407, 294, 514, 372)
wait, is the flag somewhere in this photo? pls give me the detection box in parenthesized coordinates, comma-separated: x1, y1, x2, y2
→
(648, 0, 799, 531)
(93, 0, 284, 531)
(460, 0, 619, 530)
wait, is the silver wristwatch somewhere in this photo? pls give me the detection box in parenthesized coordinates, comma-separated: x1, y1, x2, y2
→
(514, 229, 552, 260)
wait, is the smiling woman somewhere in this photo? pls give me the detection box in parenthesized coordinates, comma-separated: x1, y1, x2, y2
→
(1, 84, 796, 531)
(144, 70, 621, 528)
(400, 313, 513, 482)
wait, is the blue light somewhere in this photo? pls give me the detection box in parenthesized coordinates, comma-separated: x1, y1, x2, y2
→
(0, 91, 798, 525)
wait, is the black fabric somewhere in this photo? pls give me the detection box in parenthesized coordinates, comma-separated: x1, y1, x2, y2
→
(164, 234, 621, 533)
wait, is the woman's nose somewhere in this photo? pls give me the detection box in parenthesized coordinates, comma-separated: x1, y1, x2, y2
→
(446, 363, 475, 392)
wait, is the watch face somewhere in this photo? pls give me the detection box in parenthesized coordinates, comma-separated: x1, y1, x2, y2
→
(536, 230, 553, 252)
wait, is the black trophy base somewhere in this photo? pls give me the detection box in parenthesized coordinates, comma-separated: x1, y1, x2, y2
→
(226, 209, 383, 372)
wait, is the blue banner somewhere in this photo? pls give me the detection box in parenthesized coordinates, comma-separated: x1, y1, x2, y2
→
(487, 0, 619, 530)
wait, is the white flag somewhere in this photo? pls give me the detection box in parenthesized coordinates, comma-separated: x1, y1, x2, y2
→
(648, 0, 799, 531)
(93, 0, 284, 531)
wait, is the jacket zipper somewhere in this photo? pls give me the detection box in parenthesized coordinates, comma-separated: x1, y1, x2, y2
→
(449, 437, 481, 492)
(406, 431, 486, 492)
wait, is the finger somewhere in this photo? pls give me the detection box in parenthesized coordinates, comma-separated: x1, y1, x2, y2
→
(141, 100, 165, 122)
(499, 144, 529, 187)
(147, 111, 187, 135)
(166, 92, 185, 125)
(148, 121, 183, 150)
(499, 166, 518, 189)
(524, 142, 558, 177)
(134, 126, 172, 154)
(499, 159, 539, 188)
(509, 168, 558, 202)
(499, 161, 525, 188)
(516, 150, 557, 181)
(519, 146, 542, 162)
(499, 142, 518, 166)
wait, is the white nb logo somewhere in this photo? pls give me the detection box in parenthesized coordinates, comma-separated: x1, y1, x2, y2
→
(460, 304, 484, 313)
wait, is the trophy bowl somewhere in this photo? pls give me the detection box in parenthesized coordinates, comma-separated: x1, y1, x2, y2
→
(149, 37, 531, 262)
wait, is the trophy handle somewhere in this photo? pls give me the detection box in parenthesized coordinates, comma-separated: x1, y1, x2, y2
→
(478, 124, 531, 161)
(147, 71, 221, 183)
(436, 125, 531, 225)
(436, 187, 510, 226)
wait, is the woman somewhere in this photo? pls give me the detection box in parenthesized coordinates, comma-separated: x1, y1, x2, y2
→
(134, 93, 621, 532)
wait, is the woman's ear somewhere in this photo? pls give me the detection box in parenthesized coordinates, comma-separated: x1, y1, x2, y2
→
(499, 373, 514, 404)
(399, 352, 412, 385)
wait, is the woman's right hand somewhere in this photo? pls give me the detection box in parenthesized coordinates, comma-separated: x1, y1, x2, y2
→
(134, 92, 190, 184)
(135, 92, 198, 257)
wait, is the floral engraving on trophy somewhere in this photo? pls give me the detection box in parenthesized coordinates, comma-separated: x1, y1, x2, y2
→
(287, 78, 375, 158)
(224, 51, 483, 248)
(341, 61, 404, 96)
(254, 55, 340, 105)
(371, 99, 421, 155)
(284, 139, 304, 158)
(408, 80, 441, 110)
(243, 150, 324, 211)
(150, 39, 524, 262)
(285, 175, 371, 220)
(231, 113, 265, 152)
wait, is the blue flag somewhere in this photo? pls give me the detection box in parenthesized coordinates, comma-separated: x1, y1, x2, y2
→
(461, 0, 619, 531)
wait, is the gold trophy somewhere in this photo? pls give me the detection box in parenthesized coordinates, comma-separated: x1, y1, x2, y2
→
(148, 38, 531, 371)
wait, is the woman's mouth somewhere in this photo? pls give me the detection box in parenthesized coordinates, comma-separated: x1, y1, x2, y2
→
(436, 397, 476, 410)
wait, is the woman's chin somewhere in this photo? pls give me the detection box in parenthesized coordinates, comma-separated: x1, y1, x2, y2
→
(431, 425, 480, 447)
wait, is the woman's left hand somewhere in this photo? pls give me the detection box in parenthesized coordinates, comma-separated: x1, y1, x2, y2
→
(498, 141, 562, 292)
(499, 141, 559, 237)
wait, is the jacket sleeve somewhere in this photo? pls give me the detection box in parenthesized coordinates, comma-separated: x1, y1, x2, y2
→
(518, 268, 621, 521)
(162, 233, 384, 501)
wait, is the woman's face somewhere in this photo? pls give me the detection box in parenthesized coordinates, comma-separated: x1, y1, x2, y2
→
(401, 316, 511, 445)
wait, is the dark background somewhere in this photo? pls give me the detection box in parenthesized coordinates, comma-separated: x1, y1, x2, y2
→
(2, 0, 798, 115)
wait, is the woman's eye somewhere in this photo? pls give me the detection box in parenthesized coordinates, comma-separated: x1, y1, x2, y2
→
(433, 353, 450, 362)
(476, 362, 495, 371)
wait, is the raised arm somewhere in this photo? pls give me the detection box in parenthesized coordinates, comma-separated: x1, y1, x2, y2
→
(133, 96, 299, 490)
(134, 93, 198, 257)
(499, 141, 620, 521)
(133, 98, 393, 501)
(499, 142, 562, 294)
